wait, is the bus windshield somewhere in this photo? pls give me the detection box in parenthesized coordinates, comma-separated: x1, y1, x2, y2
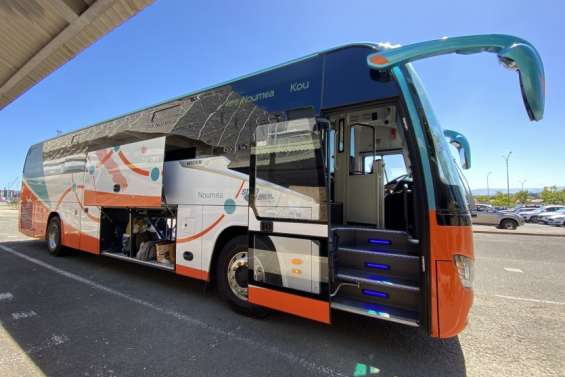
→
(405, 65, 469, 215)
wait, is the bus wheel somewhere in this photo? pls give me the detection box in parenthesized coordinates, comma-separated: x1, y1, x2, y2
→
(216, 235, 269, 317)
(47, 216, 63, 256)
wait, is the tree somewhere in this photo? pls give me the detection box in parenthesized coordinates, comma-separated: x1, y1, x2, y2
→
(491, 191, 511, 207)
(473, 195, 491, 204)
(541, 186, 565, 205)
(513, 190, 528, 204)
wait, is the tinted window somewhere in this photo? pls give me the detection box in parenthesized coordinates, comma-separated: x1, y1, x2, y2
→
(23, 144, 44, 179)
(349, 124, 374, 175)
(252, 118, 326, 221)
(404, 66, 469, 219)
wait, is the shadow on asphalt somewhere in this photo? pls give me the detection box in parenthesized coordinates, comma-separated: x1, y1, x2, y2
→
(1, 240, 466, 377)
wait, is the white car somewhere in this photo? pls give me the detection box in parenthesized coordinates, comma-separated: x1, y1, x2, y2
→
(472, 205, 524, 230)
(542, 213, 565, 226)
(514, 207, 541, 221)
(529, 206, 565, 223)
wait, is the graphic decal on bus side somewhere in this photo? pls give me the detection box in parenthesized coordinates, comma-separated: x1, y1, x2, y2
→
(176, 179, 246, 244)
(53, 183, 100, 223)
(20, 179, 100, 253)
(84, 137, 166, 207)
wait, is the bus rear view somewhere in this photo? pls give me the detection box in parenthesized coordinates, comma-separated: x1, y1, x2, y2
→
(19, 34, 544, 338)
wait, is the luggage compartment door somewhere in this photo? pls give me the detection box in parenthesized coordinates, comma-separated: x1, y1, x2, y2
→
(84, 137, 166, 207)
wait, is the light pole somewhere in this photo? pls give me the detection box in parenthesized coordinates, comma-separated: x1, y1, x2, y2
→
(486, 171, 493, 197)
(519, 179, 527, 192)
(502, 151, 512, 204)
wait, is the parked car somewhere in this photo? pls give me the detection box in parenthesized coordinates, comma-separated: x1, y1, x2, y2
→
(530, 206, 565, 223)
(515, 207, 543, 222)
(472, 206, 524, 230)
(544, 214, 565, 226)
(475, 204, 494, 212)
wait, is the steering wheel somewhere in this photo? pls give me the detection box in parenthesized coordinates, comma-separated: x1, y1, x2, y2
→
(385, 174, 413, 194)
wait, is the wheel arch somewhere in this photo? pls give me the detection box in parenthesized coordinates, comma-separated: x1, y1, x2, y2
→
(208, 226, 248, 283)
(499, 217, 518, 228)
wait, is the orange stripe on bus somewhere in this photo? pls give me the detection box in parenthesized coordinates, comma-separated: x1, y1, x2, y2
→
(97, 150, 114, 167)
(84, 190, 161, 207)
(176, 265, 209, 281)
(79, 232, 100, 254)
(118, 151, 149, 176)
(428, 210, 474, 338)
(176, 214, 225, 243)
(235, 180, 245, 199)
(54, 186, 73, 211)
(248, 285, 330, 324)
(61, 221, 80, 249)
(72, 187, 100, 223)
(59, 220, 100, 254)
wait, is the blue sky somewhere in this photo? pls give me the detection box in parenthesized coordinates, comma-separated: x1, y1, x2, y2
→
(0, 0, 562, 191)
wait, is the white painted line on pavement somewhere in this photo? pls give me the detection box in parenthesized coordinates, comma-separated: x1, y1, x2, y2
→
(26, 334, 69, 355)
(0, 292, 14, 301)
(495, 294, 565, 306)
(0, 244, 346, 377)
(11, 310, 38, 320)
(503, 267, 523, 273)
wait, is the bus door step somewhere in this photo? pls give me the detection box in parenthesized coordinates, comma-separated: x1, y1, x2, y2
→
(334, 268, 420, 310)
(331, 297, 420, 327)
(336, 246, 420, 281)
(330, 227, 422, 323)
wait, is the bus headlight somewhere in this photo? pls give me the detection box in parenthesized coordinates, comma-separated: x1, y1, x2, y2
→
(454, 255, 474, 289)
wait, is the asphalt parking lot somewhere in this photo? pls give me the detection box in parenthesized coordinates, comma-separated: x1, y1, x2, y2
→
(0, 205, 564, 377)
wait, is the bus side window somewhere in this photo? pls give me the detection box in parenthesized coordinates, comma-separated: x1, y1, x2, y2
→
(338, 119, 344, 152)
(349, 124, 374, 175)
(22, 148, 32, 176)
(23, 144, 43, 179)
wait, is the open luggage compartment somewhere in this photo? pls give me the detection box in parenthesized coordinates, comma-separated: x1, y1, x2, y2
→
(100, 207, 177, 270)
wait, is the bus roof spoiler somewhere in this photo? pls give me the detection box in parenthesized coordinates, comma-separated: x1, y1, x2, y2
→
(367, 34, 545, 121)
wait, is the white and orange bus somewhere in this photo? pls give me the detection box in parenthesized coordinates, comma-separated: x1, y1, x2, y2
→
(19, 35, 544, 338)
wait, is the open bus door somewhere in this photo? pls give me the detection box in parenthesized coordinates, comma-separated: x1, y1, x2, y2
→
(365, 34, 544, 337)
(367, 34, 545, 121)
(247, 118, 331, 323)
(83, 136, 166, 208)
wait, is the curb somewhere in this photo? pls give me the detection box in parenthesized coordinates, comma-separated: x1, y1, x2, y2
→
(473, 229, 565, 238)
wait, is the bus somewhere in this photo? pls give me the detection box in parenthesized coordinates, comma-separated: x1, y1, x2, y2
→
(19, 34, 544, 338)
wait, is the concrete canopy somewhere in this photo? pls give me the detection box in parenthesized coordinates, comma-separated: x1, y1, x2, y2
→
(0, 0, 154, 110)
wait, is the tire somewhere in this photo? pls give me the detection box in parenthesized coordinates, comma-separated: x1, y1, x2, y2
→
(46, 216, 64, 256)
(216, 235, 269, 317)
(500, 219, 518, 230)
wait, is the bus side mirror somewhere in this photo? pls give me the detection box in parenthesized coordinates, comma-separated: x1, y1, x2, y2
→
(444, 129, 471, 170)
(497, 42, 545, 122)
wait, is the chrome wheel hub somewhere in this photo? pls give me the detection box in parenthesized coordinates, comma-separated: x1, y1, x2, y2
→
(48, 223, 58, 250)
(227, 251, 249, 301)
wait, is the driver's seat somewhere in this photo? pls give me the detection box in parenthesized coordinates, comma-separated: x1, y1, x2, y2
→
(384, 177, 413, 231)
